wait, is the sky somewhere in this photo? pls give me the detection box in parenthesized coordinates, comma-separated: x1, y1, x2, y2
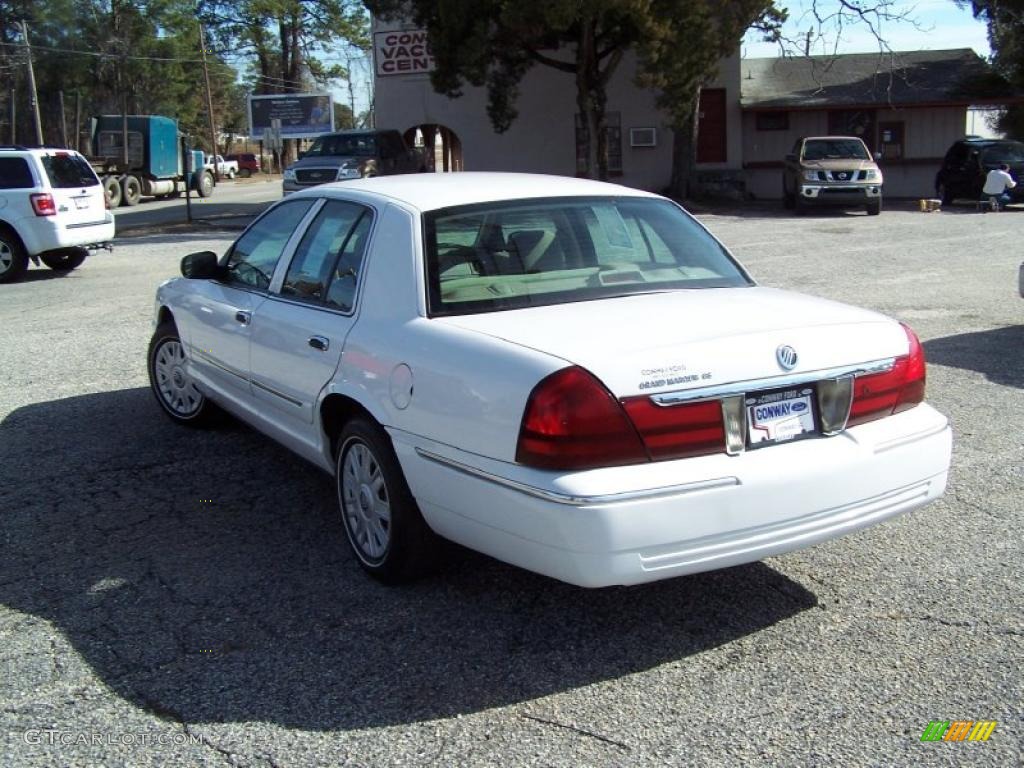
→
(742, 0, 991, 58)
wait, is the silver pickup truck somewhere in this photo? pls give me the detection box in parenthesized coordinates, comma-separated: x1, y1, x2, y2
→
(283, 129, 425, 195)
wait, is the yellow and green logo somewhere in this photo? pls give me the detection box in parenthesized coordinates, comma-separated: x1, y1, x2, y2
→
(920, 720, 997, 742)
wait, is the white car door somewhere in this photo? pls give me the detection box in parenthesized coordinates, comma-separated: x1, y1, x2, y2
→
(182, 199, 317, 399)
(249, 199, 375, 427)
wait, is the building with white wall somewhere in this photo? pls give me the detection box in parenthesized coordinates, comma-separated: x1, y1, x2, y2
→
(374, 19, 1004, 200)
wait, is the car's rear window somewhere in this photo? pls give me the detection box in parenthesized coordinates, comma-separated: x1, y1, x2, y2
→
(41, 154, 100, 188)
(0, 157, 34, 188)
(424, 197, 752, 316)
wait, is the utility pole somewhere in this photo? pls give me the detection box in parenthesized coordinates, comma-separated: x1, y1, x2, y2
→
(20, 21, 43, 146)
(198, 23, 219, 181)
(58, 90, 67, 147)
(74, 91, 81, 152)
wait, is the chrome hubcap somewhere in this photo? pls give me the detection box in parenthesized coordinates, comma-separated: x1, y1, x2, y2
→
(341, 443, 391, 560)
(0, 241, 13, 274)
(153, 340, 203, 416)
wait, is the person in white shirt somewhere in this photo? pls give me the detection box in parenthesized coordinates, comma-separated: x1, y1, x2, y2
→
(982, 163, 1017, 210)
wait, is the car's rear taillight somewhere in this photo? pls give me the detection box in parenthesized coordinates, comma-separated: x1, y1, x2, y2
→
(847, 323, 926, 427)
(516, 367, 647, 470)
(30, 193, 56, 216)
(620, 397, 727, 460)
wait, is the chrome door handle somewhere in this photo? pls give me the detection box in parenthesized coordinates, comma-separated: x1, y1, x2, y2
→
(308, 335, 329, 351)
(234, 310, 251, 325)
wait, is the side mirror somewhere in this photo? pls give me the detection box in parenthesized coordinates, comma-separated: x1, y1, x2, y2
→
(873, 151, 883, 162)
(297, 151, 306, 159)
(181, 251, 221, 279)
(784, 153, 796, 162)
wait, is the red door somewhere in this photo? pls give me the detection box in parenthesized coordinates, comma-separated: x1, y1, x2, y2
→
(697, 89, 727, 164)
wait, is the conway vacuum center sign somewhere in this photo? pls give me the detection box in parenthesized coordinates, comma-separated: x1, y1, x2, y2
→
(248, 94, 334, 139)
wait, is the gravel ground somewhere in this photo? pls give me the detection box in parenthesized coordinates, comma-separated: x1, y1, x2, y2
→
(0, 204, 1021, 767)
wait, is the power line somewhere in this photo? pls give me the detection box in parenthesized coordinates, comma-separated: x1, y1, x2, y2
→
(0, 40, 204, 63)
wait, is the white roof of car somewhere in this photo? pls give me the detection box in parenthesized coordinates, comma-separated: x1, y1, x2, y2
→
(297, 172, 660, 213)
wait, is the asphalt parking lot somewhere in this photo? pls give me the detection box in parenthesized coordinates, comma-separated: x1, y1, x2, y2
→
(1, 203, 1021, 767)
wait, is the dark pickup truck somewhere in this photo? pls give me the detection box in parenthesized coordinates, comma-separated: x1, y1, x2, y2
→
(282, 129, 425, 195)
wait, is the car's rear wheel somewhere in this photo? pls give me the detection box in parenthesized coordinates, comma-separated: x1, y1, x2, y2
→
(147, 321, 217, 426)
(40, 248, 87, 272)
(866, 199, 882, 216)
(336, 416, 439, 584)
(122, 175, 142, 206)
(0, 229, 29, 284)
(103, 176, 122, 208)
(239, 168, 252, 178)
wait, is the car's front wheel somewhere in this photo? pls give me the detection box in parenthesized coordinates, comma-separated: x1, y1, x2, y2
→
(782, 179, 795, 209)
(40, 248, 87, 272)
(336, 416, 439, 584)
(0, 229, 28, 284)
(147, 321, 217, 426)
(937, 181, 952, 206)
(196, 171, 215, 198)
(866, 198, 882, 216)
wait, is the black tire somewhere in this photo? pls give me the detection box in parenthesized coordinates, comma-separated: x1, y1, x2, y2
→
(866, 199, 882, 216)
(0, 228, 29, 284)
(103, 176, 122, 208)
(40, 248, 87, 272)
(794, 194, 807, 216)
(782, 180, 795, 209)
(336, 416, 439, 584)
(239, 168, 252, 178)
(937, 181, 952, 206)
(197, 171, 214, 198)
(122, 175, 142, 206)
(147, 320, 218, 427)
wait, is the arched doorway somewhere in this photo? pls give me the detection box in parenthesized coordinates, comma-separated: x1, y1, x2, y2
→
(403, 124, 463, 172)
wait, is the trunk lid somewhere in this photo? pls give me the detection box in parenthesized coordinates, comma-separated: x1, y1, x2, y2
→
(434, 287, 909, 397)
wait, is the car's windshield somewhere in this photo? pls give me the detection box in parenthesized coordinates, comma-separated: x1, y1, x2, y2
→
(980, 142, 1024, 165)
(802, 139, 870, 161)
(304, 134, 376, 157)
(425, 197, 752, 316)
(41, 153, 99, 188)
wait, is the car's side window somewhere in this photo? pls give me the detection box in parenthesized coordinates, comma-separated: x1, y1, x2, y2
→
(324, 210, 373, 312)
(0, 158, 35, 189)
(280, 200, 369, 305)
(225, 200, 314, 290)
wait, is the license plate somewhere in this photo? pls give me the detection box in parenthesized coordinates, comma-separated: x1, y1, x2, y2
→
(73, 196, 90, 209)
(746, 386, 817, 447)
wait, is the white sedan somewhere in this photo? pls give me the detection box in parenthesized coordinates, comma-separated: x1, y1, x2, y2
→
(148, 173, 952, 587)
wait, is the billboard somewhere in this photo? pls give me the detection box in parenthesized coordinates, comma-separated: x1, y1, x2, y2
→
(374, 29, 434, 77)
(247, 93, 334, 140)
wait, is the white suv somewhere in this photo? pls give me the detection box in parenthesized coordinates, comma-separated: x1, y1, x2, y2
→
(0, 147, 115, 283)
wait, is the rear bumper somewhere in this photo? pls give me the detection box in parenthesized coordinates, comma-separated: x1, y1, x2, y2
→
(17, 214, 115, 256)
(394, 404, 951, 587)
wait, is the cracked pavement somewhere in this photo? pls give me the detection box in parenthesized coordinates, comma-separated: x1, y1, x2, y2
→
(1, 207, 1021, 767)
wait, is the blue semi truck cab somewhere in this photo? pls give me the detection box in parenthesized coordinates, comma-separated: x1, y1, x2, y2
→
(89, 115, 216, 207)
